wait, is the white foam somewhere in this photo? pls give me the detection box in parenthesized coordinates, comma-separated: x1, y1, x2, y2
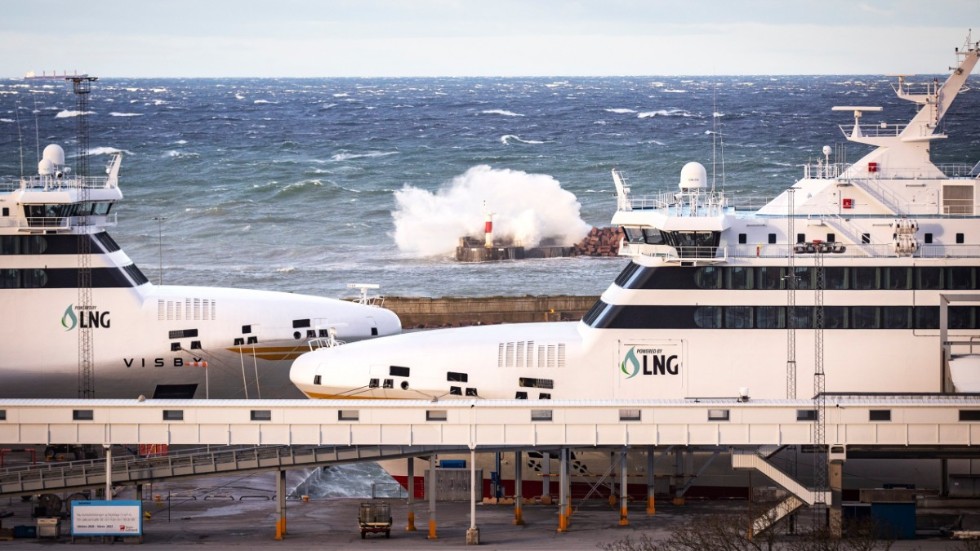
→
(392, 165, 591, 257)
(500, 134, 544, 145)
(605, 108, 637, 114)
(480, 109, 523, 117)
(54, 110, 94, 118)
(109, 112, 142, 117)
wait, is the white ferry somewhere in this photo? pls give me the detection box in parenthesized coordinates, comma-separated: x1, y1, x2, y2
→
(290, 39, 980, 497)
(0, 145, 401, 399)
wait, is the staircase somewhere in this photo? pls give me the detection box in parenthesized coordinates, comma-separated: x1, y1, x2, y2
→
(732, 448, 830, 535)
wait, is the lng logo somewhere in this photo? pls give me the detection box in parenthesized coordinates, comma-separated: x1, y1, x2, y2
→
(61, 304, 111, 331)
(620, 346, 680, 379)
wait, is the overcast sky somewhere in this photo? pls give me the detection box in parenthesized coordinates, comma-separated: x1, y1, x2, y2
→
(3, 0, 978, 77)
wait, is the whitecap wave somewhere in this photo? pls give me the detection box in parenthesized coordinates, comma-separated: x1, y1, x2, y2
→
(55, 110, 94, 118)
(330, 151, 398, 162)
(109, 112, 142, 117)
(276, 266, 296, 273)
(605, 108, 637, 114)
(480, 109, 523, 117)
(87, 146, 133, 156)
(638, 109, 693, 119)
(253, 99, 278, 104)
(500, 134, 544, 145)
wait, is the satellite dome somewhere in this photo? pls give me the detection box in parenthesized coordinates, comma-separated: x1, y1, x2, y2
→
(38, 158, 55, 176)
(42, 144, 65, 167)
(678, 162, 707, 190)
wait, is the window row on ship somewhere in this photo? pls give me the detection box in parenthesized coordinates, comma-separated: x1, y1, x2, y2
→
(583, 302, 980, 330)
(0, 233, 121, 255)
(616, 262, 980, 291)
(0, 265, 149, 288)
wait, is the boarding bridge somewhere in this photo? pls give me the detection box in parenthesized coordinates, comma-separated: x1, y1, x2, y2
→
(1, 395, 979, 537)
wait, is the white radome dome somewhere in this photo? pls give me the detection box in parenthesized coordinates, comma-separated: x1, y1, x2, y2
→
(42, 144, 65, 167)
(678, 161, 707, 190)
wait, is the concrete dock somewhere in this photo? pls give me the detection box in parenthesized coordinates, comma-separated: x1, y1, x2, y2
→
(2, 474, 976, 549)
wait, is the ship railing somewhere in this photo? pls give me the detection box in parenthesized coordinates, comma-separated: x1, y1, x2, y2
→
(724, 243, 980, 259)
(11, 213, 117, 231)
(0, 174, 116, 192)
(624, 192, 771, 215)
(308, 336, 347, 351)
(837, 122, 907, 139)
(803, 162, 850, 180)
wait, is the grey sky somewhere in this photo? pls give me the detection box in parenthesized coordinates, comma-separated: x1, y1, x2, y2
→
(3, 1, 978, 77)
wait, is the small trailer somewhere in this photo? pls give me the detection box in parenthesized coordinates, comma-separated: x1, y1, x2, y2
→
(358, 502, 392, 539)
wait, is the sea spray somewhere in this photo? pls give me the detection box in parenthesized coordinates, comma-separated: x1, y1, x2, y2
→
(392, 165, 591, 257)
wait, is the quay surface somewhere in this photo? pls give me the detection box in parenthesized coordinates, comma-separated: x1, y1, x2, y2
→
(1, 474, 976, 549)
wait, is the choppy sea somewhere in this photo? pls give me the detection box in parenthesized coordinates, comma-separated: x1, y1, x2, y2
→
(1, 75, 977, 299)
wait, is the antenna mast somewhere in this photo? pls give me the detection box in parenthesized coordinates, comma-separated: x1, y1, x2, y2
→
(68, 75, 98, 399)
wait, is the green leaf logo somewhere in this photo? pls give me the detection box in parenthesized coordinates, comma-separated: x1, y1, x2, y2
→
(620, 347, 640, 379)
(62, 305, 77, 331)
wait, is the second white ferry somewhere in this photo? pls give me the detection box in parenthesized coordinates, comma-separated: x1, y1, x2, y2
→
(290, 38, 980, 495)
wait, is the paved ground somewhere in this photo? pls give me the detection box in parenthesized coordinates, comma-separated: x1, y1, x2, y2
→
(0, 474, 977, 549)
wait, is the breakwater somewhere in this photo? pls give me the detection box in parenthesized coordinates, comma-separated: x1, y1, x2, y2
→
(381, 295, 599, 329)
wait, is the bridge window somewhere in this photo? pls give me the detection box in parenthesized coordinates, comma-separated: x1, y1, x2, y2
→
(885, 268, 910, 290)
(171, 343, 181, 352)
(292, 319, 311, 328)
(168, 329, 198, 339)
(313, 375, 321, 385)
(959, 410, 980, 422)
(449, 386, 462, 396)
(0, 410, 6, 421)
(620, 409, 641, 422)
(250, 410, 272, 421)
(390, 366, 410, 377)
(724, 306, 752, 329)
(869, 410, 891, 422)
(768, 233, 777, 244)
(693, 267, 723, 289)
(466, 388, 478, 397)
(515, 392, 528, 400)
(519, 377, 554, 389)
(694, 306, 722, 328)
(538, 393, 551, 399)
(426, 410, 448, 422)
(162, 410, 184, 421)
(708, 409, 730, 421)
(851, 307, 879, 329)
(531, 409, 553, 422)
(447, 371, 468, 383)
(756, 306, 785, 329)
(338, 410, 359, 421)
(190, 341, 201, 350)
(796, 409, 818, 421)
(368, 379, 379, 388)
(382, 379, 393, 389)
(73, 409, 94, 421)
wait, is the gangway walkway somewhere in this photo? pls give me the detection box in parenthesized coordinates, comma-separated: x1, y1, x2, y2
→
(0, 443, 467, 497)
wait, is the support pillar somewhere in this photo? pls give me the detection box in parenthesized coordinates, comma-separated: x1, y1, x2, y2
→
(646, 446, 656, 515)
(428, 455, 438, 539)
(542, 451, 551, 499)
(275, 469, 287, 540)
(672, 448, 685, 506)
(104, 445, 112, 501)
(557, 448, 569, 532)
(466, 448, 480, 545)
(406, 458, 417, 531)
(619, 448, 629, 526)
(829, 460, 843, 539)
(514, 451, 524, 525)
